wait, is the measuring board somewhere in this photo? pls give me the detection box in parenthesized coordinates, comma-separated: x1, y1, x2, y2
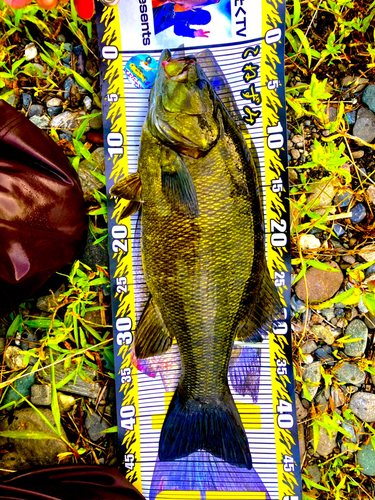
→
(95, 1, 302, 498)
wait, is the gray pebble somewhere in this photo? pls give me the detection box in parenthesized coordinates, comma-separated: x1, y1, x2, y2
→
(353, 107, 375, 143)
(47, 106, 63, 118)
(24, 42, 37, 61)
(85, 412, 110, 442)
(291, 294, 305, 312)
(46, 97, 62, 108)
(334, 362, 366, 386)
(303, 361, 321, 399)
(29, 104, 44, 118)
(350, 392, 375, 421)
(291, 149, 300, 160)
(351, 203, 366, 224)
(64, 76, 75, 99)
(335, 190, 352, 208)
(30, 384, 51, 406)
(83, 95, 92, 111)
(306, 464, 321, 484)
(89, 110, 103, 130)
(50, 110, 84, 130)
(363, 84, 375, 113)
(22, 93, 32, 108)
(343, 255, 355, 264)
(357, 442, 375, 475)
(301, 340, 317, 354)
(320, 306, 335, 322)
(29, 115, 50, 129)
(7, 94, 19, 108)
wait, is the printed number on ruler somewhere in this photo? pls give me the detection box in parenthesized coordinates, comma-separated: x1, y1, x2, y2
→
(282, 455, 295, 473)
(276, 358, 287, 376)
(120, 405, 136, 431)
(277, 399, 293, 429)
(124, 454, 135, 471)
(107, 132, 124, 158)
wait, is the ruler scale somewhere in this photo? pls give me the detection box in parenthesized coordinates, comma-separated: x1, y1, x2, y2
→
(96, 1, 301, 498)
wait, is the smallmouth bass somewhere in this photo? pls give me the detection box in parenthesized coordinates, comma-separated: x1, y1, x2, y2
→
(111, 49, 280, 469)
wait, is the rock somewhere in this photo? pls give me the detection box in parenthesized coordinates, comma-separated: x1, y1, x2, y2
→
(298, 422, 305, 458)
(342, 75, 355, 87)
(83, 95, 92, 111)
(357, 442, 375, 475)
(334, 362, 366, 386)
(343, 255, 355, 264)
(87, 131, 104, 144)
(7, 94, 19, 108)
(4, 346, 28, 371)
(344, 319, 368, 357)
(31, 63, 49, 77)
(302, 361, 321, 399)
(365, 312, 375, 330)
(29, 115, 50, 129)
(295, 261, 343, 303)
(290, 149, 300, 160)
(77, 53, 85, 75)
(296, 393, 308, 420)
(30, 384, 51, 406)
(299, 234, 320, 249)
(58, 393, 76, 413)
(311, 324, 335, 345)
(350, 392, 375, 421)
(47, 105, 63, 118)
(304, 354, 314, 364)
(341, 419, 358, 452)
(24, 42, 37, 61)
(37, 285, 65, 312)
(50, 110, 85, 130)
(20, 331, 38, 352)
(0, 408, 68, 468)
(73, 45, 84, 55)
(363, 84, 375, 113)
(46, 97, 62, 108)
(315, 390, 329, 411)
(301, 340, 317, 354)
(3, 367, 35, 406)
(333, 224, 345, 237)
(320, 306, 335, 322)
(345, 110, 357, 125)
(40, 363, 101, 398)
(28, 104, 44, 118)
(367, 185, 375, 205)
(57, 34, 66, 43)
(352, 150, 364, 159)
(85, 412, 110, 442)
(81, 232, 110, 271)
(331, 385, 345, 407)
(89, 110, 102, 130)
(306, 464, 321, 484)
(60, 133, 72, 141)
(311, 417, 338, 457)
(358, 246, 375, 262)
(353, 107, 375, 143)
(21, 93, 32, 108)
(291, 294, 305, 312)
(85, 58, 98, 78)
(314, 348, 335, 366)
(292, 134, 303, 144)
(63, 76, 75, 99)
(77, 166, 104, 200)
(351, 203, 366, 224)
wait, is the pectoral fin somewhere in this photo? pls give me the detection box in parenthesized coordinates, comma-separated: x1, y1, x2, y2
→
(110, 173, 142, 219)
(135, 297, 174, 358)
(161, 147, 199, 218)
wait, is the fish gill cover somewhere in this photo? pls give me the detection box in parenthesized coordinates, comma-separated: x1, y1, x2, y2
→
(96, 1, 302, 499)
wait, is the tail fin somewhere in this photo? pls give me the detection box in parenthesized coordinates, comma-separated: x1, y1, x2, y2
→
(159, 384, 252, 469)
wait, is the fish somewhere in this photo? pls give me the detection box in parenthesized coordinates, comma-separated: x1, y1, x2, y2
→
(110, 49, 280, 469)
(129, 63, 146, 82)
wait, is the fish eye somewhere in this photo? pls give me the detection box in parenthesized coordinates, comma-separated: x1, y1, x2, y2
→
(196, 79, 207, 90)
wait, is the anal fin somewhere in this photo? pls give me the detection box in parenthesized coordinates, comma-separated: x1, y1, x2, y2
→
(135, 297, 174, 358)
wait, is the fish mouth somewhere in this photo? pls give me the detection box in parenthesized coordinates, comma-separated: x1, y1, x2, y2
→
(162, 57, 196, 82)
